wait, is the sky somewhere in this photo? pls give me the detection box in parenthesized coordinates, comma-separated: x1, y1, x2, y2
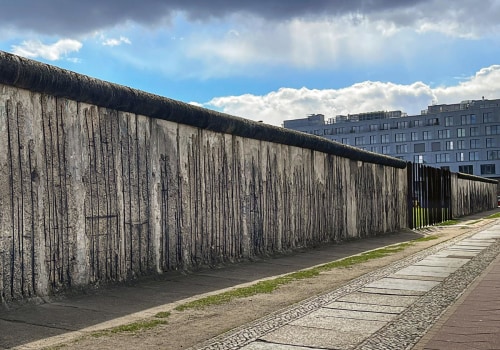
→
(1, 0, 500, 126)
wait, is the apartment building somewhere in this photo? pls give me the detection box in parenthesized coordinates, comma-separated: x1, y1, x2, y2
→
(283, 98, 500, 179)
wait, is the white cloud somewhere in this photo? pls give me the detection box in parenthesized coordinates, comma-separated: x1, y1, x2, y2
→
(204, 65, 500, 126)
(11, 38, 82, 60)
(184, 13, 450, 76)
(102, 36, 131, 46)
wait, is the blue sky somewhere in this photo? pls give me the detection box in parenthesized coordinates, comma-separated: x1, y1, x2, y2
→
(1, 0, 500, 126)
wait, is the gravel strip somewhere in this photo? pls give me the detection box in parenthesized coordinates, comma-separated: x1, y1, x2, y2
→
(190, 224, 494, 350)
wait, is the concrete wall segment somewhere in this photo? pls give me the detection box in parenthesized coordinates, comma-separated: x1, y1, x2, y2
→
(0, 51, 491, 303)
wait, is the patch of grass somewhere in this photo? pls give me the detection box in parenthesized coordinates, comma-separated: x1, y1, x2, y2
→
(174, 275, 306, 311)
(437, 220, 460, 226)
(89, 318, 168, 338)
(175, 238, 437, 312)
(411, 235, 439, 242)
(487, 212, 500, 219)
(154, 311, 171, 319)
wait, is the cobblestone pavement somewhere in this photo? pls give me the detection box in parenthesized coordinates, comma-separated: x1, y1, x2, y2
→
(413, 248, 500, 350)
(192, 222, 500, 350)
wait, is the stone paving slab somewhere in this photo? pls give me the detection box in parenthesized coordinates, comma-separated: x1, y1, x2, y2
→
(365, 277, 440, 292)
(337, 292, 418, 307)
(388, 274, 445, 282)
(414, 257, 469, 268)
(454, 241, 492, 247)
(394, 265, 458, 278)
(302, 308, 396, 322)
(358, 287, 425, 296)
(447, 246, 485, 251)
(324, 301, 405, 314)
(260, 324, 367, 349)
(436, 250, 480, 258)
(289, 308, 387, 332)
(240, 340, 318, 349)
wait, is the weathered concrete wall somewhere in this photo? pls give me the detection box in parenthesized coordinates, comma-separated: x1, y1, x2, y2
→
(0, 52, 409, 303)
(451, 173, 497, 218)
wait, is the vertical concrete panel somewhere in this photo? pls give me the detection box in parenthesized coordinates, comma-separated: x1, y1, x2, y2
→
(152, 119, 180, 271)
(176, 124, 196, 268)
(64, 101, 89, 287)
(27, 91, 48, 297)
(148, 119, 162, 273)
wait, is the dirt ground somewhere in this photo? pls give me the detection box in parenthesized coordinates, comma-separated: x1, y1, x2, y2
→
(48, 219, 493, 350)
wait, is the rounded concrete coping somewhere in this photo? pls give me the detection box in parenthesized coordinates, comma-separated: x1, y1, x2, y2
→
(456, 172, 498, 184)
(0, 50, 407, 169)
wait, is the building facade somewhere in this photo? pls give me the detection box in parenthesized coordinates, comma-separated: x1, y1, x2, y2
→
(283, 99, 500, 179)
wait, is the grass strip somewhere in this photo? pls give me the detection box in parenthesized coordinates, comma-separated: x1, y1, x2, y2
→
(437, 220, 460, 226)
(90, 312, 171, 338)
(175, 236, 438, 311)
(487, 212, 500, 219)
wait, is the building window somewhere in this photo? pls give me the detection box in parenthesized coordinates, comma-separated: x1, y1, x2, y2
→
(431, 142, 441, 151)
(381, 123, 390, 130)
(445, 116, 454, 126)
(423, 131, 432, 140)
(469, 151, 480, 161)
(459, 165, 473, 174)
(355, 136, 364, 146)
(370, 124, 378, 131)
(397, 121, 408, 129)
(395, 133, 406, 142)
(414, 143, 425, 152)
(456, 152, 465, 162)
(414, 155, 424, 164)
(486, 125, 500, 135)
(341, 138, 349, 145)
(351, 126, 360, 133)
(457, 128, 465, 137)
(438, 129, 451, 139)
(483, 112, 494, 123)
(336, 127, 345, 134)
(470, 139, 480, 148)
(413, 120, 424, 127)
(370, 135, 377, 144)
(436, 153, 450, 163)
(445, 141, 454, 150)
(411, 132, 418, 141)
(461, 114, 476, 125)
(381, 146, 390, 154)
(487, 150, 500, 160)
(481, 164, 496, 175)
(457, 140, 466, 149)
(470, 127, 479, 136)
(428, 118, 439, 126)
(381, 134, 390, 143)
(487, 138, 496, 148)
(370, 146, 378, 153)
(396, 144, 408, 154)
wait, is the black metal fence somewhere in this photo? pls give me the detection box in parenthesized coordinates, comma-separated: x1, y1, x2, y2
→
(407, 162, 452, 229)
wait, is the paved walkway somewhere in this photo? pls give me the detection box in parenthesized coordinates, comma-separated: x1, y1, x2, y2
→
(414, 249, 500, 350)
(1, 210, 499, 350)
(192, 216, 500, 350)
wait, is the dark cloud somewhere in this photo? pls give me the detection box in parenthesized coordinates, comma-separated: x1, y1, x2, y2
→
(2, 0, 432, 35)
